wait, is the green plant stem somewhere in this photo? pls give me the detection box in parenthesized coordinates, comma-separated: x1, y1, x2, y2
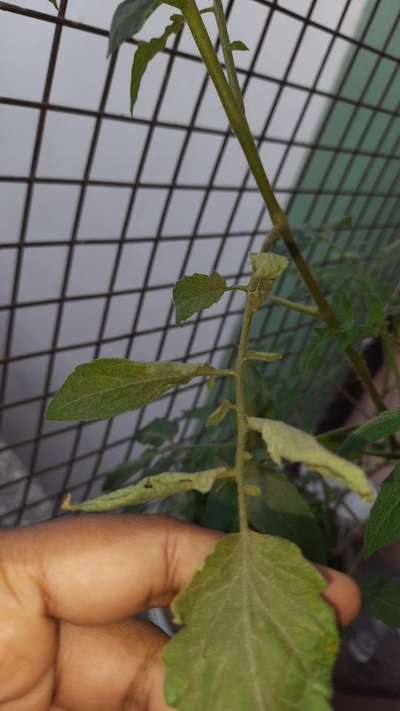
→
(212, 0, 245, 113)
(234, 296, 254, 532)
(173, 0, 389, 417)
(270, 295, 320, 318)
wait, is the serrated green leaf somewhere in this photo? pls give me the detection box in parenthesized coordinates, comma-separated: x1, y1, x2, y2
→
(137, 417, 178, 446)
(364, 465, 400, 558)
(229, 40, 249, 51)
(131, 14, 184, 113)
(360, 575, 400, 627)
(248, 417, 374, 501)
(206, 399, 234, 427)
(173, 272, 227, 324)
(109, 0, 160, 56)
(247, 465, 327, 563)
(340, 409, 400, 458)
(46, 358, 218, 421)
(64, 467, 232, 512)
(164, 531, 338, 711)
(102, 450, 155, 492)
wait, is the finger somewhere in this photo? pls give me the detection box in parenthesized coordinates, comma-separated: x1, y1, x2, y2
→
(317, 565, 362, 627)
(54, 617, 172, 711)
(0, 514, 223, 627)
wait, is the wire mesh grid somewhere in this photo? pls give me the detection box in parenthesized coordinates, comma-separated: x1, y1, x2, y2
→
(0, 0, 399, 526)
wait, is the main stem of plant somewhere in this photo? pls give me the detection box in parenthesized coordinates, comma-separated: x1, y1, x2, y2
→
(234, 296, 254, 531)
(168, 0, 389, 417)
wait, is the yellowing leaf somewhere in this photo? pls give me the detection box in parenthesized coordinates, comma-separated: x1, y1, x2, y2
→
(63, 467, 232, 512)
(46, 358, 218, 421)
(248, 253, 289, 310)
(164, 531, 338, 711)
(250, 253, 289, 281)
(248, 417, 373, 501)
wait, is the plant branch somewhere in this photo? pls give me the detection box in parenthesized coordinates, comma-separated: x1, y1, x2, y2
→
(270, 295, 320, 318)
(176, 0, 389, 416)
(212, 0, 245, 113)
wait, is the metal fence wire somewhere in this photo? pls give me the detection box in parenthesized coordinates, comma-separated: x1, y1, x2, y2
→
(0, 0, 399, 526)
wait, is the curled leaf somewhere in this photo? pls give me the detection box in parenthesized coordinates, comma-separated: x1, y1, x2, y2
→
(229, 40, 249, 51)
(248, 253, 288, 310)
(47, 358, 218, 421)
(63, 467, 233, 512)
(248, 417, 374, 501)
(173, 272, 227, 324)
(164, 531, 338, 711)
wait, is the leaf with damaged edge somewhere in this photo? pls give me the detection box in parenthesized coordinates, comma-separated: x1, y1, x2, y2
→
(164, 532, 338, 711)
(63, 467, 233, 512)
(174, 272, 227, 324)
(131, 14, 184, 113)
(46, 358, 218, 421)
(248, 417, 373, 501)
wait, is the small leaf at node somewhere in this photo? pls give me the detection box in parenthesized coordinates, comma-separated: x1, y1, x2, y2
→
(137, 417, 179, 446)
(248, 253, 289, 310)
(229, 40, 249, 51)
(48, 0, 59, 9)
(340, 409, 400, 458)
(173, 272, 227, 324)
(360, 575, 400, 627)
(164, 532, 338, 711)
(206, 399, 235, 427)
(364, 464, 400, 558)
(109, 0, 161, 56)
(248, 416, 374, 501)
(131, 14, 184, 113)
(46, 358, 218, 421)
(63, 467, 232, 512)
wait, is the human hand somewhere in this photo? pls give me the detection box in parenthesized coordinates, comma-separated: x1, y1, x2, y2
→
(0, 514, 361, 710)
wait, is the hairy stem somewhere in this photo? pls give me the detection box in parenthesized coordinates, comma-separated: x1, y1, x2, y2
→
(234, 296, 254, 532)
